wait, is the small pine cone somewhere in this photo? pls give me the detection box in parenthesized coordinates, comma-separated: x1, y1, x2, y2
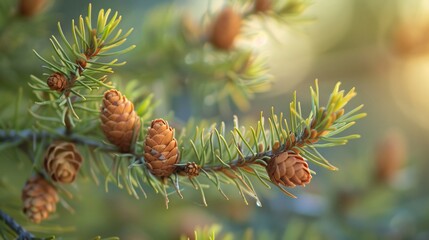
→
(209, 7, 242, 50)
(47, 72, 67, 92)
(266, 151, 312, 187)
(22, 175, 59, 223)
(272, 141, 281, 153)
(44, 141, 83, 184)
(144, 119, 179, 178)
(76, 58, 87, 72)
(18, 0, 48, 17)
(254, 0, 272, 13)
(100, 89, 141, 153)
(184, 162, 200, 177)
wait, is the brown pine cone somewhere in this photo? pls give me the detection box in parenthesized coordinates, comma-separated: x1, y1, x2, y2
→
(266, 151, 312, 187)
(18, 0, 48, 17)
(22, 175, 59, 224)
(184, 162, 200, 177)
(209, 7, 242, 50)
(100, 89, 141, 153)
(254, 0, 272, 13)
(44, 141, 83, 184)
(144, 119, 179, 178)
(76, 58, 87, 71)
(47, 72, 67, 92)
(374, 131, 406, 183)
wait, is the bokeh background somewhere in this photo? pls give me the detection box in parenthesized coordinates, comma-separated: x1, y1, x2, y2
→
(1, 0, 429, 239)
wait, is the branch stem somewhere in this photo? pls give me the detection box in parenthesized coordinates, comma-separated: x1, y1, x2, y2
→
(201, 151, 272, 173)
(0, 129, 116, 152)
(1, 128, 273, 176)
(64, 108, 72, 135)
(0, 209, 34, 240)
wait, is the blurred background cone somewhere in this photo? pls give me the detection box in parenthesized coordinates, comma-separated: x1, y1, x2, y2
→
(22, 175, 59, 223)
(374, 130, 407, 184)
(208, 7, 242, 50)
(44, 141, 83, 184)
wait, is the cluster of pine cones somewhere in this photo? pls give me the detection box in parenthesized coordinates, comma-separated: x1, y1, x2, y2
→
(23, 86, 203, 223)
(23, 85, 318, 223)
(22, 141, 83, 223)
(100, 89, 198, 179)
(25, 0, 316, 224)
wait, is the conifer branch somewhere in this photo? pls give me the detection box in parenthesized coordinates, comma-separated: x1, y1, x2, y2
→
(2, 77, 367, 206)
(172, 80, 366, 201)
(0, 1, 368, 231)
(29, 4, 135, 132)
(0, 129, 116, 152)
(0, 209, 34, 240)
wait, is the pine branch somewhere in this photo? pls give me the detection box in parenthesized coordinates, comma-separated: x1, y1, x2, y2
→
(173, 80, 366, 201)
(1, 79, 364, 208)
(0, 2, 367, 229)
(0, 129, 116, 153)
(29, 4, 135, 132)
(0, 209, 34, 240)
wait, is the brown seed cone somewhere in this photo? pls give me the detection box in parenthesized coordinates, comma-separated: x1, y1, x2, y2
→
(44, 141, 83, 184)
(22, 175, 59, 224)
(392, 21, 429, 57)
(144, 119, 179, 177)
(374, 130, 406, 183)
(254, 0, 272, 13)
(184, 162, 200, 177)
(100, 89, 141, 153)
(266, 151, 312, 187)
(272, 141, 281, 153)
(18, 0, 48, 17)
(209, 7, 242, 50)
(76, 58, 87, 74)
(47, 72, 67, 92)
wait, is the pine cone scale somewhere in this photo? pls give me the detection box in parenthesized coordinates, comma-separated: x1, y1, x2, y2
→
(164, 141, 176, 152)
(166, 148, 178, 158)
(153, 145, 166, 153)
(152, 134, 166, 144)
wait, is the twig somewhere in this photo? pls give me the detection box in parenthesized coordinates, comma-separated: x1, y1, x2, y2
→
(201, 151, 272, 173)
(64, 108, 72, 136)
(1, 128, 271, 180)
(0, 209, 34, 240)
(0, 129, 117, 152)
